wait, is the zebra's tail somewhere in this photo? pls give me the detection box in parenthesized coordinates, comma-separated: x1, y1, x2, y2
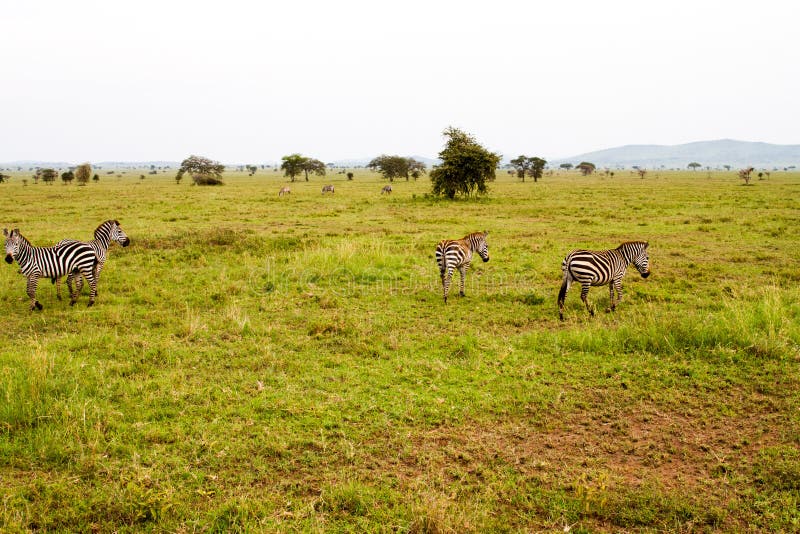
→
(558, 258, 571, 308)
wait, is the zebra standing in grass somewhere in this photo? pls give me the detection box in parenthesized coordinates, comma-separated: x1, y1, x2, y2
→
(279, 186, 291, 196)
(321, 184, 335, 194)
(381, 185, 392, 194)
(51, 219, 130, 300)
(558, 241, 650, 321)
(4, 228, 99, 310)
(435, 231, 489, 303)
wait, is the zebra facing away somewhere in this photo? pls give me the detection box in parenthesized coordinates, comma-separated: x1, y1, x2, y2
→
(3, 228, 99, 310)
(381, 185, 392, 194)
(558, 241, 650, 321)
(51, 220, 130, 300)
(321, 184, 335, 194)
(435, 231, 489, 303)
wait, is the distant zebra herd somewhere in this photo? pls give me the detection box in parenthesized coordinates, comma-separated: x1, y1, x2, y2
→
(3, 219, 650, 319)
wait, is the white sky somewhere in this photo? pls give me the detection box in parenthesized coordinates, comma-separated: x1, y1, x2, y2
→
(2, 1, 798, 163)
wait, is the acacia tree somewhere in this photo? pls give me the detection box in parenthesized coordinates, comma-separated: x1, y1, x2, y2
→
(559, 163, 573, 170)
(430, 127, 500, 199)
(301, 158, 326, 181)
(40, 168, 57, 185)
(61, 171, 75, 185)
(688, 162, 702, 171)
(368, 155, 426, 182)
(529, 157, 547, 182)
(75, 162, 92, 186)
(176, 155, 225, 185)
(281, 154, 305, 182)
(510, 155, 532, 182)
(576, 162, 596, 176)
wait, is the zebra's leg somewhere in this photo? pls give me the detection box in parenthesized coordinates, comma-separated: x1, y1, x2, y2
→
(606, 282, 615, 312)
(458, 265, 467, 297)
(558, 276, 571, 321)
(614, 280, 624, 308)
(442, 267, 454, 303)
(580, 283, 594, 317)
(67, 272, 79, 306)
(84, 269, 97, 307)
(75, 273, 85, 294)
(27, 277, 43, 310)
(52, 276, 62, 300)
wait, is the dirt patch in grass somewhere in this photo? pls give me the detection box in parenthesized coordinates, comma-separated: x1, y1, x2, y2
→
(400, 403, 782, 495)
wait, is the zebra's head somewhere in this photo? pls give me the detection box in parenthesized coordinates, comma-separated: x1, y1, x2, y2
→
(111, 220, 130, 248)
(95, 220, 130, 247)
(476, 231, 490, 262)
(633, 241, 650, 278)
(3, 228, 20, 264)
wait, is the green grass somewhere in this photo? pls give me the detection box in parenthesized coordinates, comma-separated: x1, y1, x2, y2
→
(1, 169, 799, 532)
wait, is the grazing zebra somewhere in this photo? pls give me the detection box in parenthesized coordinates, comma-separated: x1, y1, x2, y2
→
(321, 184, 335, 194)
(558, 241, 650, 321)
(279, 186, 291, 196)
(435, 231, 489, 303)
(3, 228, 99, 310)
(51, 220, 130, 299)
(381, 185, 392, 194)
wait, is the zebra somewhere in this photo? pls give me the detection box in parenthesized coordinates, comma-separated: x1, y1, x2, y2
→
(435, 231, 489, 303)
(321, 184, 335, 194)
(558, 241, 650, 321)
(279, 186, 291, 196)
(3, 228, 99, 310)
(381, 185, 392, 194)
(51, 220, 130, 300)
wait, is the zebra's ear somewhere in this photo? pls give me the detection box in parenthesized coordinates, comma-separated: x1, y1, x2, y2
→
(644, 241, 649, 249)
(483, 230, 489, 236)
(2, 228, 7, 237)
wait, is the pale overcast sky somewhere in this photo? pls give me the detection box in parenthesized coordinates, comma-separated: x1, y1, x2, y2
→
(2, 1, 797, 163)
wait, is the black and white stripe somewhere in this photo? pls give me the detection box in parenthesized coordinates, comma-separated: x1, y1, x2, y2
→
(52, 219, 130, 299)
(321, 184, 335, 194)
(4, 228, 99, 310)
(435, 231, 489, 303)
(558, 240, 650, 320)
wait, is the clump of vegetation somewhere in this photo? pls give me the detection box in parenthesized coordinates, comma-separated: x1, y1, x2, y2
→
(430, 126, 500, 199)
(739, 167, 754, 185)
(176, 155, 225, 186)
(75, 163, 92, 186)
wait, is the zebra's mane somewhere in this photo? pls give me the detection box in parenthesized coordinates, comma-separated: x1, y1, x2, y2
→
(616, 240, 648, 249)
(93, 220, 118, 240)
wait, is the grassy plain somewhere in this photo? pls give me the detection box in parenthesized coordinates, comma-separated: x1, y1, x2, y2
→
(1, 168, 799, 532)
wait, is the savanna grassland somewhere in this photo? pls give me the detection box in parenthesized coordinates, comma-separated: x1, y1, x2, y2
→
(1, 169, 799, 533)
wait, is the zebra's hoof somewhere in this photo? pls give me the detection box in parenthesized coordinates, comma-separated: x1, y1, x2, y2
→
(459, 291, 465, 297)
(69, 300, 76, 307)
(34, 302, 43, 311)
(87, 301, 94, 308)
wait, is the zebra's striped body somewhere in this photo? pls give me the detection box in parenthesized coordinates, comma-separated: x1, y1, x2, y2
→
(381, 185, 392, 194)
(52, 220, 130, 299)
(4, 228, 99, 310)
(279, 186, 291, 196)
(435, 231, 489, 303)
(558, 241, 650, 320)
(321, 184, 335, 194)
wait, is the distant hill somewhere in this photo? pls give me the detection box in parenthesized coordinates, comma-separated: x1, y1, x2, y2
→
(551, 139, 800, 169)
